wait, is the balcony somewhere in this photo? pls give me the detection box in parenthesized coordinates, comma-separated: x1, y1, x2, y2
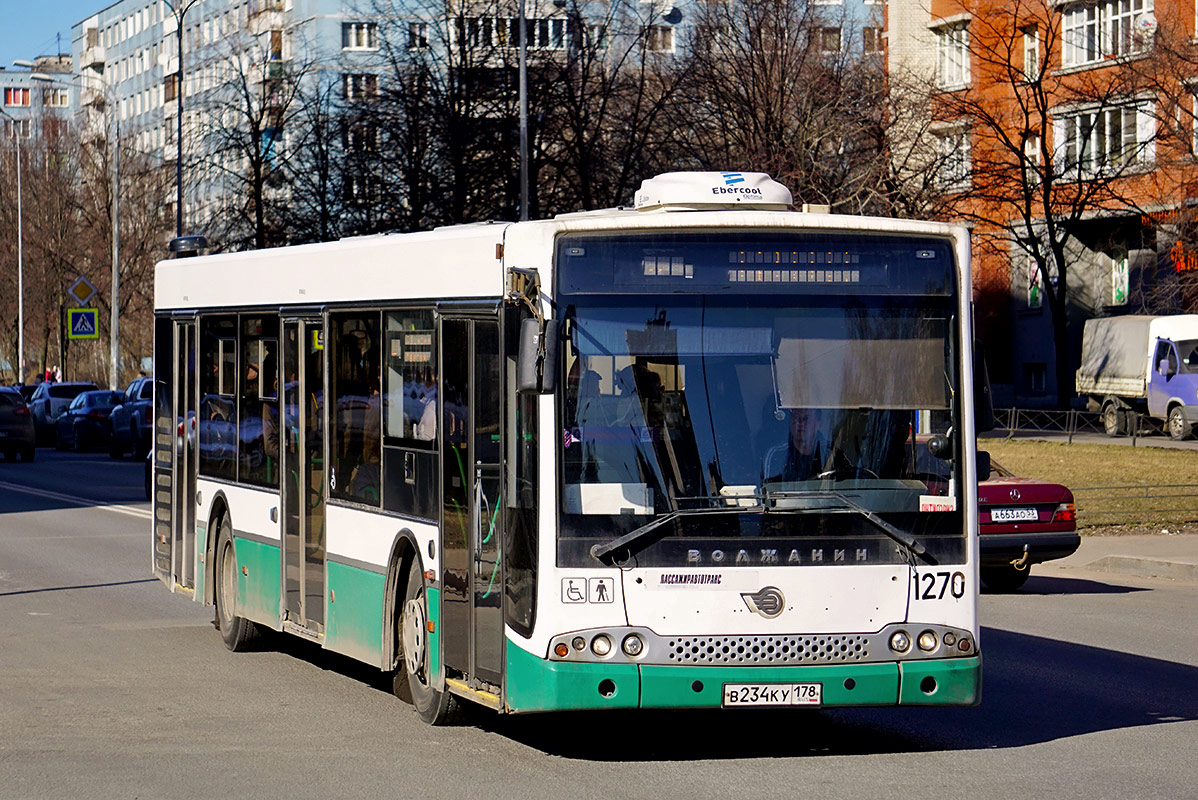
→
(82, 45, 106, 70)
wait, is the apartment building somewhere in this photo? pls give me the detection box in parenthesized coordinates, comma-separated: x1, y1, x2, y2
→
(0, 55, 77, 144)
(890, 0, 1198, 407)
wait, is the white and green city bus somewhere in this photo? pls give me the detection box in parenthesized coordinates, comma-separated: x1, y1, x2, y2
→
(152, 172, 988, 723)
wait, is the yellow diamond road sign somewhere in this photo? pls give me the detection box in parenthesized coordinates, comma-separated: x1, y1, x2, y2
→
(68, 276, 97, 307)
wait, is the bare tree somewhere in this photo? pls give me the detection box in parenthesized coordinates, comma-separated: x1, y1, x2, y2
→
(923, 0, 1156, 407)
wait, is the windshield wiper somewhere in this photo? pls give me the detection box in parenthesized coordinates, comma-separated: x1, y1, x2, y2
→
(767, 490, 937, 565)
(590, 505, 764, 564)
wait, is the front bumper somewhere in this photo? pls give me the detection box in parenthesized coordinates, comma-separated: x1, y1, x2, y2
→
(504, 644, 980, 712)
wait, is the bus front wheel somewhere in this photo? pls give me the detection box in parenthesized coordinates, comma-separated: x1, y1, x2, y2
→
(394, 559, 460, 725)
(215, 515, 262, 651)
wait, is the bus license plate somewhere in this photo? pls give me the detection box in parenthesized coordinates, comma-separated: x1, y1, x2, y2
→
(991, 507, 1038, 522)
(722, 683, 822, 707)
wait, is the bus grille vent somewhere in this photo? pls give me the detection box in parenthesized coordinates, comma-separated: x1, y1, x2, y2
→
(665, 635, 869, 665)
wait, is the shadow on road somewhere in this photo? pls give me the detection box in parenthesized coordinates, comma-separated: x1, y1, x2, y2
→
(0, 578, 157, 597)
(985, 574, 1147, 596)
(266, 622, 1196, 760)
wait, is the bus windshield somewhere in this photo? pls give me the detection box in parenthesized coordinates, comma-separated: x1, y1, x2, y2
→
(556, 233, 965, 568)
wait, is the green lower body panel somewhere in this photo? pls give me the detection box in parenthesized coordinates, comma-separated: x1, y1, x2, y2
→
(234, 538, 281, 627)
(427, 586, 441, 679)
(505, 645, 981, 712)
(506, 643, 640, 712)
(194, 523, 208, 601)
(899, 655, 981, 705)
(326, 561, 386, 668)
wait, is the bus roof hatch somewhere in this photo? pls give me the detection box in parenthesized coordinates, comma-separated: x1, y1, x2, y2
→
(634, 171, 793, 212)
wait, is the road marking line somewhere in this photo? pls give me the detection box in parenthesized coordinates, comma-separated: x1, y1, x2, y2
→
(0, 480, 151, 520)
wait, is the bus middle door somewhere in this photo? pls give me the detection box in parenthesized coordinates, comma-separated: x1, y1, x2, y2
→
(440, 317, 504, 691)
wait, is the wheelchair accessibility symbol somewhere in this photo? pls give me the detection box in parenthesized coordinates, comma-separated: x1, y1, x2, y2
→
(561, 578, 587, 603)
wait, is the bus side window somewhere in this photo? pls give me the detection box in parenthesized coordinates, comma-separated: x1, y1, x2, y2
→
(329, 311, 382, 507)
(198, 315, 237, 481)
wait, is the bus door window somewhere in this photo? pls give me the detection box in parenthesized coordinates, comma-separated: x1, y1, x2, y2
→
(329, 312, 382, 506)
(382, 310, 438, 520)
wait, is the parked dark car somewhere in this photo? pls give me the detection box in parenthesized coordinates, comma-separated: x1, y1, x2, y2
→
(109, 375, 155, 459)
(916, 439, 1079, 592)
(0, 388, 36, 462)
(55, 390, 125, 451)
(978, 460, 1079, 591)
(29, 381, 99, 444)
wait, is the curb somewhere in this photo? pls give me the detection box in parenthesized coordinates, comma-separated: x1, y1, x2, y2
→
(1078, 555, 1198, 583)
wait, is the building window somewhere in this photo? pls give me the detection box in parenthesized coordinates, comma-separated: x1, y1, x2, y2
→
(3, 118, 32, 139)
(820, 27, 842, 54)
(408, 22, 429, 50)
(43, 88, 70, 107)
(453, 16, 565, 50)
(1022, 25, 1039, 80)
(586, 24, 609, 50)
(1024, 362, 1048, 394)
(344, 173, 380, 205)
(344, 73, 378, 101)
(344, 122, 377, 152)
(3, 87, 30, 107)
(1023, 133, 1041, 186)
(267, 30, 283, 61)
(1062, 0, 1153, 68)
(863, 26, 884, 54)
(936, 24, 970, 88)
(644, 24, 675, 53)
(935, 127, 971, 190)
(1056, 103, 1152, 176)
(343, 21, 378, 50)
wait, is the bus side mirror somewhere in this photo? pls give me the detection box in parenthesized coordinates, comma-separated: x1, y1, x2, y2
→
(973, 348, 995, 434)
(977, 450, 992, 482)
(517, 318, 559, 394)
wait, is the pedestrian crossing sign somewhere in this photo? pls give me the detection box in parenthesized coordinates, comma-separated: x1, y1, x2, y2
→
(68, 308, 100, 340)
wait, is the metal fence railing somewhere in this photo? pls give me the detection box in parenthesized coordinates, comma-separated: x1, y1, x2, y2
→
(994, 408, 1165, 444)
(1071, 484, 1198, 528)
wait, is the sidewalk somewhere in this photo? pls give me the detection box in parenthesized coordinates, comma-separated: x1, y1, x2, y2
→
(1040, 532, 1198, 583)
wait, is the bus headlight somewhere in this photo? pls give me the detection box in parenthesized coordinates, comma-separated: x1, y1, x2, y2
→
(889, 631, 911, 653)
(621, 634, 644, 657)
(591, 634, 612, 657)
(917, 631, 938, 652)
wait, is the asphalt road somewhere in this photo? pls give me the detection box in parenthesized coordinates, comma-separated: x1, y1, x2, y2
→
(1, 449, 1195, 800)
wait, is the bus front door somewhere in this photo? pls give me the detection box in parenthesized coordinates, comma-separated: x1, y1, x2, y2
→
(441, 318, 504, 689)
(281, 318, 326, 633)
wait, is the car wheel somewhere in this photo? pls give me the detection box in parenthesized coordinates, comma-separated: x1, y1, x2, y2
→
(394, 559, 461, 725)
(55, 428, 68, 451)
(215, 514, 262, 652)
(73, 423, 86, 452)
(1167, 406, 1193, 441)
(980, 564, 1031, 592)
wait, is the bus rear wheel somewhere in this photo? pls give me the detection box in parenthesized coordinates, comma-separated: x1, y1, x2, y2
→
(215, 514, 261, 651)
(394, 559, 460, 725)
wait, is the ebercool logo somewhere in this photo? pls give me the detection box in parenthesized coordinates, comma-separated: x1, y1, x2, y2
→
(713, 173, 762, 197)
(741, 587, 786, 618)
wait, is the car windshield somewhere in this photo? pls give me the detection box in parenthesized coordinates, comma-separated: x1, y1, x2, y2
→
(555, 232, 967, 568)
(85, 391, 123, 409)
(1177, 339, 1198, 373)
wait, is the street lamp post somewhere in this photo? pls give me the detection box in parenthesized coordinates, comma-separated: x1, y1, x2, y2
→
(518, 0, 529, 222)
(33, 72, 121, 389)
(165, 0, 201, 240)
(0, 107, 24, 384)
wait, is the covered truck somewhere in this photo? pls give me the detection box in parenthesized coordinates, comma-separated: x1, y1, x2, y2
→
(1075, 314, 1198, 440)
